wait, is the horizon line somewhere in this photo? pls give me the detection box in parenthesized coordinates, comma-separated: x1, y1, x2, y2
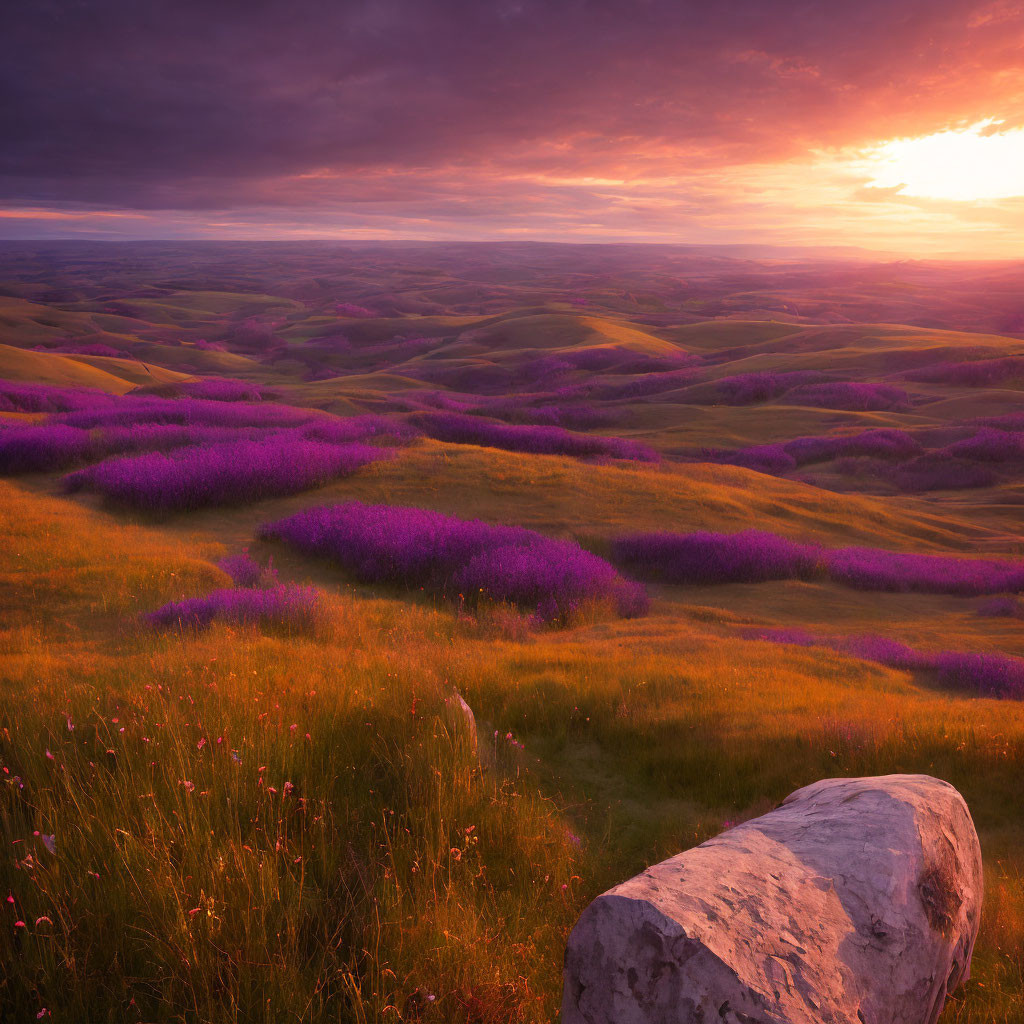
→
(1, 236, 1021, 263)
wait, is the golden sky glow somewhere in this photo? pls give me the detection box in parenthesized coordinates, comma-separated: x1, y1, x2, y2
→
(6, 1, 1024, 254)
(6, 122, 1024, 256)
(863, 121, 1024, 202)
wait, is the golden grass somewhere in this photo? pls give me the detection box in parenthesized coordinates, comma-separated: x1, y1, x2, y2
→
(112, 291, 303, 316)
(2, 477, 1022, 1021)
(661, 319, 806, 350)
(33, 438, 993, 603)
(55, 354, 192, 388)
(439, 313, 679, 357)
(3, 291, 1024, 1021)
(0, 483, 582, 1022)
(327, 440, 1000, 550)
(0, 481, 225, 627)
(0, 343, 142, 392)
(627, 399, 931, 446)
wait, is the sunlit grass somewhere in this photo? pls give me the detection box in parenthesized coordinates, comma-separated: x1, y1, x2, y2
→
(1, 477, 1022, 1021)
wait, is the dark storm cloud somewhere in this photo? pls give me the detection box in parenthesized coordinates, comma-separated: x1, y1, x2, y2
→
(1, 0, 1023, 221)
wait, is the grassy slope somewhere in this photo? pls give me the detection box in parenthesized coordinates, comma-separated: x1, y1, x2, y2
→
(2, 467, 1022, 1022)
(3, 287, 1024, 1021)
(437, 314, 682, 357)
(34, 438, 995, 558)
(0, 481, 581, 1023)
(0, 344, 155, 392)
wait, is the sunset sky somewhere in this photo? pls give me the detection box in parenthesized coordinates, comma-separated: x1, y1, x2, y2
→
(3, 0, 1024, 255)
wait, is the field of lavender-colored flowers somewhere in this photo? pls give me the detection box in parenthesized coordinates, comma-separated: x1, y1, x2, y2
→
(260, 501, 648, 622)
(3, 243, 1024, 1024)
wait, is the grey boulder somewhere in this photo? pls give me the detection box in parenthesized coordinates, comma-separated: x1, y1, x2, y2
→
(563, 774, 983, 1024)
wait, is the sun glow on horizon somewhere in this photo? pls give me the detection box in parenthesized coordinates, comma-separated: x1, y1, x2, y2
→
(865, 121, 1024, 202)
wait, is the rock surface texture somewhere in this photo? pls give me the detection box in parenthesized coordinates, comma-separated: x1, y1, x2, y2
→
(563, 774, 982, 1024)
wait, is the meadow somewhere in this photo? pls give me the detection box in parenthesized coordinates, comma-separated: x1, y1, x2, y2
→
(1, 241, 1023, 1022)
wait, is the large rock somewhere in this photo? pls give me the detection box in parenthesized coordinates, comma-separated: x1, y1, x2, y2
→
(563, 774, 982, 1024)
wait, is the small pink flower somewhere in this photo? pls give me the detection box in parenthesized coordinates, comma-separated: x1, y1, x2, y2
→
(196, 737, 207, 751)
(14, 920, 26, 928)
(45, 749, 55, 761)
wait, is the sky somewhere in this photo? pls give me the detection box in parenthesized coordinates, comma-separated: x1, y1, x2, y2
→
(2, 0, 1024, 255)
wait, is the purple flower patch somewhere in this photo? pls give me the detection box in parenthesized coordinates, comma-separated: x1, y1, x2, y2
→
(611, 530, 821, 585)
(746, 628, 1024, 699)
(412, 411, 658, 462)
(146, 584, 322, 632)
(63, 438, 391, 512)
(260, 501, 647, 623)
(611, 529, 1024, 595)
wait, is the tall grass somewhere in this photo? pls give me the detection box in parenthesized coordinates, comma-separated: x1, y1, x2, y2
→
(746, 628, 1024, 698)
(0, 482, 582, 1022)
(1, 481, 1022, 1022)
(146, 584, 324, 632)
